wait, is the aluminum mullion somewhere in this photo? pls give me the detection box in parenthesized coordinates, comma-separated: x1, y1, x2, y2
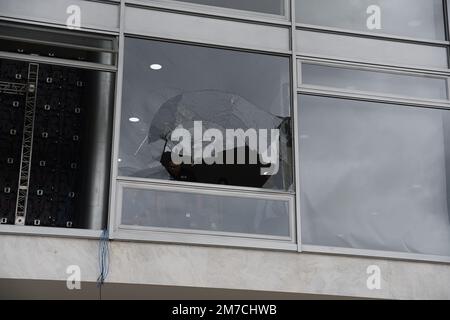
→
(290, 0, 302, 252)
(108, 0, 127, 239)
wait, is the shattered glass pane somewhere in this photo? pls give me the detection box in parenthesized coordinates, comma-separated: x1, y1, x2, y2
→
(119, 38, 293, 191)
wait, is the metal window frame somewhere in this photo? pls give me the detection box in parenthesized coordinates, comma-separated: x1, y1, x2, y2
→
(113, 181, 296, 250)
(125, 0, 291, 24)
(294, 0, 450, 46)
(0, 0, 121, 34)
(107, 26, 298, 250)
(293, 0, 450, 263)
(123, 4, 292, 54)
(0, 20, 120, 71)
(302, 245, 450, 265)
(295, 91, 450, 262)
(297, 58, 450, 105)
(0, 12, 119, 239)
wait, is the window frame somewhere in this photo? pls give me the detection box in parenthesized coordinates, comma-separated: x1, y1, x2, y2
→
(110, 33, 297, 249)
(295, 90, 450, 263)
(297, 58, 450, 105)
(294, 0, 450, 46)
(116, 34, 295, 195)
(113, 180, 297, 250)
(0, 21, 118, 239)
(293, 0, 450, 263)
(126, 0, 291, 24)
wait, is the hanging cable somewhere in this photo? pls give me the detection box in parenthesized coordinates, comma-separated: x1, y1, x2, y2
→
(97, 229, 110, 299)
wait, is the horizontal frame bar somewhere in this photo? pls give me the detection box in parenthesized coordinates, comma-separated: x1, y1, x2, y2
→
(302, 245, 450, 265)
(0, 16, 120, 36)
(117, 176, 295, 196)
(114, 229, 298, 252)
(297, 59, 450, 105)
(296, 23, 450, 47)
(0, 50, 117, 72)
(297, 87, 450, 110)
(126, 0, 291, 26)
(295, 39, 449, 73)
(298, 56, 450, 78)
(124, 32, 293, 57)
(0, 35, 117, 54)
(123, 6, 292, 54)
(0, 224, 103, 239)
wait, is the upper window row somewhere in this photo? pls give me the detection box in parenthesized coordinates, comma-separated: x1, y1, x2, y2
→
(152, 0, 446, 41)
(174, 0, 286, 16)
(296, 0, 446, 41)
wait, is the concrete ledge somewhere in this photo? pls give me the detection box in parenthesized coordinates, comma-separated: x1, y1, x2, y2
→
(1, 234, 449, 299)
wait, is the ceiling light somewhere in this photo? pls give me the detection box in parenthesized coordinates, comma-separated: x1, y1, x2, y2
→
(150, 64, 162, 70)
(129, 117, 140, 123)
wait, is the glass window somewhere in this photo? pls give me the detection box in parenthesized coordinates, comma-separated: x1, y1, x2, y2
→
(301, 63, 449, 100)
(121, 187, 292, 238)
(296, 0, 445, 40)
(296, 30, 449, 69)
(0, 22, 116, 65)
(299, 95, 450, 257)
(119, 38, 293, 191)
(171, 0, 286, 15)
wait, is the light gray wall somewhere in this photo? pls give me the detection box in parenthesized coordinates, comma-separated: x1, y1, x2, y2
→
(1, 234, 450, 300)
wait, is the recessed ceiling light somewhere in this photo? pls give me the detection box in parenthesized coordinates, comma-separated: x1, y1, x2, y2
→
(150, 64, 162, 70)
(118, 158, 122, 162)
(129, 117, 140, 123)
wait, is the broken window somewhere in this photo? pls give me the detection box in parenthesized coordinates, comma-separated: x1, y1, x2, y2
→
(119, 38, 293, 191)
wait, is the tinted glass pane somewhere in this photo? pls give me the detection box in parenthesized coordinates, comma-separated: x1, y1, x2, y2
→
(296, 30, 449, 69)
(119, 38, 293, 191)
(301, 63, 448, 100)
(299, 95, 450, 257)
(296, 0, 445, 40)
(173, 0, 285, 15)
(0, 22, 116, 65)
(121, 187, 292, 237)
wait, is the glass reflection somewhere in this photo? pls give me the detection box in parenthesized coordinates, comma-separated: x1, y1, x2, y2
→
(119, 38, 293, 191)
(299, 95, 450, 257)
(296, 0, 445, 40)
(122, 187, 291, 237)
(302, 63, 448, 100)
(171, 0, 285, 15)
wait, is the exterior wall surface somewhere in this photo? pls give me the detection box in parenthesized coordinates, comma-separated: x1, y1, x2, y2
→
(1, 0, 450, 300)
(1, 234, 450, 299)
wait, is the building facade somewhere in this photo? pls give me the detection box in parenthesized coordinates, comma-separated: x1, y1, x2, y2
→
(1, 0, 450, 299)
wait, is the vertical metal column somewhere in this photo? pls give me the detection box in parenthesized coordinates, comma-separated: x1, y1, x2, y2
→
(78, 55, 115, 229)
(15, 63, 39, 225)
